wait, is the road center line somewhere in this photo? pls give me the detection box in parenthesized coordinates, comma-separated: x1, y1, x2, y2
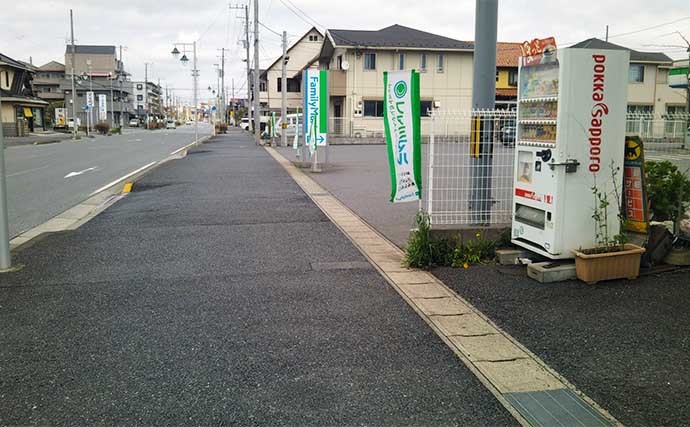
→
(7, 164, 51, 178)
(89, 161, 156, 196)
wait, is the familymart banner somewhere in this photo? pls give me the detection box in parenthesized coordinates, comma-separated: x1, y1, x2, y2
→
(303, 69, 328, 156)
(384, 70, 422, 203)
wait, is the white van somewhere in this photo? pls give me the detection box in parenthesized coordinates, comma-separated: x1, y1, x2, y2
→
(275, 113, 304, 138)
(166, 119, 176, 129)
(240, 116, 269, 132)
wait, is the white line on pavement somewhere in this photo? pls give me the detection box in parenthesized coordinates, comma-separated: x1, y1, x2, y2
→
(89, 161, 156, 196)
(64, 167, 98, 178)
(7, 164, 51, 178)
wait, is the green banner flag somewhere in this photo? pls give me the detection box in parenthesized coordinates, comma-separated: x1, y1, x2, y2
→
(384, 70, 422, 203)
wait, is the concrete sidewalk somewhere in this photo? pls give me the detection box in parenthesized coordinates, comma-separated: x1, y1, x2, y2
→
(0, 130, 515, 425)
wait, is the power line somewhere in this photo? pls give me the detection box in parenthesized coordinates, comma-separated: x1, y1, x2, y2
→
(608, 16, 690, 40)
(277, 0, 323, 30)
(259, 20, 282, 37)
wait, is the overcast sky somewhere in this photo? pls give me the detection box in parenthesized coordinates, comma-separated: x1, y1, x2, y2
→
(3, 0, 689, 104)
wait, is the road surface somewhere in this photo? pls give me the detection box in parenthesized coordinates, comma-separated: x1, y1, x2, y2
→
(5, 124, 212, 237)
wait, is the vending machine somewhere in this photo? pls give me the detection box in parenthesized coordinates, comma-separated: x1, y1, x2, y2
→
(511, 45, 630, 259)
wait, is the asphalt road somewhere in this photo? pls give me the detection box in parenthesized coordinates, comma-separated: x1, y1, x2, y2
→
(0, 131, 516, 425)
(5, 124, 212, 237)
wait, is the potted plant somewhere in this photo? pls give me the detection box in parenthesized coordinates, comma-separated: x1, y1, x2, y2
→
(572, 163, 645, 284)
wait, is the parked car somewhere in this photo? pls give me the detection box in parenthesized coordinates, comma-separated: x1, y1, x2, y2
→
(240, 117, 250, 131)
(275, 113, 304, 138)
(185, 120, 194, 126)
(500, 125, 516, 145)
(166, 120, 176, 129)
(128, 118, 139, 127)
(240, 116, 269, 133)
(67, 118, 81, 129)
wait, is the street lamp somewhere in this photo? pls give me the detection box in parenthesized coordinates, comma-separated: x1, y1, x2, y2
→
(171, 42, 198, 143)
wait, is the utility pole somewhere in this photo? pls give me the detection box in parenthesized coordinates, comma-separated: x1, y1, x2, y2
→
(69, 9, 77, 140)
(87, 58, 93, 135)
(281, 30, 288, 147)
(219, 47, 226, 124)
(469, 0, 498, 225)
(253, 0, 260, 144)
(0, 97, 11, 270)
(109, 74, 115, 128)
(232, 77, 235, 125)
(119, 45, 125, 127)
(605, 25, 609, 42)
(144, 62, 150, 129)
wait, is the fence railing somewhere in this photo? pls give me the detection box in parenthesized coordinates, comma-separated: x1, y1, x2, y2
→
(425, 110, 690, 229)
(426, 110, 517, 228)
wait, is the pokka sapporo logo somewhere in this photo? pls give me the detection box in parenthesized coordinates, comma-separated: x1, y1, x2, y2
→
(394, 80, 407, 98)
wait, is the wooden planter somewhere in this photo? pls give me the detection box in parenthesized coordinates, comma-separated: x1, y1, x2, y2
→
(572, 244, 645, 285)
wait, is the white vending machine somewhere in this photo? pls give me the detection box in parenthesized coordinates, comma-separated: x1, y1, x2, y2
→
(511, 47, 630, 259)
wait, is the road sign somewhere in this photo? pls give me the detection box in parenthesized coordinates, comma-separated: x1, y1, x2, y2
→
(98, 94, 107, 121)
(302, 69, 328, 155)
(86, 91, 95, 107)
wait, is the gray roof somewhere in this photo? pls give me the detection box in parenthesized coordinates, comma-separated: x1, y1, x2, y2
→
(0, 52, 32, 71)
(570, 38, 672, 63)
(65, 45, 116, 55)
(328, 24, 473, 50)
(38, 61, 65, 72)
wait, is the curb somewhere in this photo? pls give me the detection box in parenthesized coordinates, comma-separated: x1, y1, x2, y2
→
(9, 135, 212, 253)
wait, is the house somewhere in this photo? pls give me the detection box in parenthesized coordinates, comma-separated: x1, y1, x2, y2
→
(60, 45, 133, 127)
(571, 38, 686, 115)
(316, 24, 475, 138)
(495, 42, 521, 108)
(258, 27, 324, 113)
(33, 61, 66, 103)
(132, 81, 162, 119)
(0, 52, 48, 136)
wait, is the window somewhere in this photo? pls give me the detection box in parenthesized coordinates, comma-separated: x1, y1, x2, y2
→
(398, 53, 404, 70)
(138, 104, 143, 111)
(277, 78, 301, 92)
(508, 69, 518, 86)
(437, 54, 444, 73)
(496, 71, 500, 82)
(627, 105, 653, 114)
(363, 100, 384, 117)
(629, 64, 644, 83)
(337, 55, 343, 70)
(3, 71, 8, 87)
(420, 53, 427, 72)
(308, 34, 319, 42)
(420, 101, 433, 117)
(136, 84, 143, 90)
(657, 68, 668, 84)
(259, 81, 267, 92)
(364, 53, 376, 71)
(44, 87, 51, 93)
(137, 95, 143, 101)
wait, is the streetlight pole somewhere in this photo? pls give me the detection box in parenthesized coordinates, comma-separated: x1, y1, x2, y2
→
(87, 59, 93, 134)
(0, 97, 11, 270)
(172, 42, 199, 143)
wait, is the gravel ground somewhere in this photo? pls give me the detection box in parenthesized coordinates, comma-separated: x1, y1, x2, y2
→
(433, 264, 690, 427)
(0, 131, 516, 426)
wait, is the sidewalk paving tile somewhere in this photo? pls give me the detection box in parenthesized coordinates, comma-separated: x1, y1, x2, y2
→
(398, 283, 452, 299)
(449, 334, 528, 362)
(413, 297, 473, 316)
(475, 359, 565, 393)
(431, 313, 497, 337)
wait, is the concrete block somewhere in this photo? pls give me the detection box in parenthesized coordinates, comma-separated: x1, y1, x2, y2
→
(449, 334, 528, 362)
(430, 313, 496, 337)
(398, 283, 451, 299)
(414, 297, 472, 316)
(496, 248, 536, 265)
(474, 358, 565, 393)
(527, 261, 577, 283)
(388, 271, 434, 284)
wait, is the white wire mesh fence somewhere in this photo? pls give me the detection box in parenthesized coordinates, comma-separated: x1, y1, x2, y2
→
(426, 110, 516, 227)
(426, 110, 690, 229)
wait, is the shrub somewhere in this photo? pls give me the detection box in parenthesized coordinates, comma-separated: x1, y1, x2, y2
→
(404, 212, 450, 269)
(95, 122, 110, 135)
(451, 232, 496, 268)
(645, 160, 690, 222)
(216, 123, 229, 133)
(109, 127, 122, 135)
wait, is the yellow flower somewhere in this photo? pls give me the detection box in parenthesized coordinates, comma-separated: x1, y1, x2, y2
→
(475, 232, 481, 238)
(463, 262, 469, 269)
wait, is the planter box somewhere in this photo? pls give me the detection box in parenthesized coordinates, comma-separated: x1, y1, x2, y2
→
(572, 244, 645, 284)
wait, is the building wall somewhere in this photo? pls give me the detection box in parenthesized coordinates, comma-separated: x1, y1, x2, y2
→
(261, 28, 323, 112)
(0, 67, 16, 91)
(496, 68, 515, 89)
(66, 53, 117, 76)
(327, 47, 473, 135)
(1, 103, 14, 122)
(627, 63, 687, 113)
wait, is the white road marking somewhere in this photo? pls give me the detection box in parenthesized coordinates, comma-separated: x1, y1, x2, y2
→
(127, 138, 143, 142)
(64, 167, 98, 178)
(7, 164, 51, 178)
(89, 161, 156, 196)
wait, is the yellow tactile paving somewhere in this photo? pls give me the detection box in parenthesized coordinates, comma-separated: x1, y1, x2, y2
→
(265, 147, 619, 427)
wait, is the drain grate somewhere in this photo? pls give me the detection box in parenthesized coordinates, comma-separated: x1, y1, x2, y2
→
(505, 389, 613, 427)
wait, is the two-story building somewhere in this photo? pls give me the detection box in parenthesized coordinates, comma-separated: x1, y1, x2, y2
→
(495, 42, 521, 108)
(0, 52, 48, 136)
(571, 38, 687, 115)
(60, 45, 133, 127)
(33, 61, 66, 103)
(315, 24, 475, 138)
(258, 27, 324, 114)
